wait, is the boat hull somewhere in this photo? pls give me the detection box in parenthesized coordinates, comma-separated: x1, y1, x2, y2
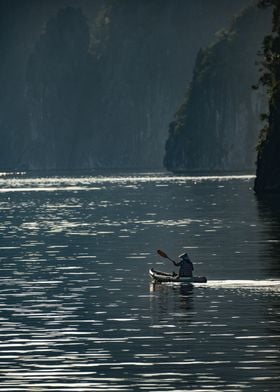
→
(149, 268, 207, 283)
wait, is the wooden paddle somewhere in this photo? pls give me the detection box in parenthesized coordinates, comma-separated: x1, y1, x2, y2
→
(157, 249, 176, 263)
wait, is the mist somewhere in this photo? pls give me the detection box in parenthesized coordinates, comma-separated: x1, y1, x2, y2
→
(0, 0, 259, 171)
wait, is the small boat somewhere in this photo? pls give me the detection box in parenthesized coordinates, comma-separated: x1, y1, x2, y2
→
(149, 268, 207, 284)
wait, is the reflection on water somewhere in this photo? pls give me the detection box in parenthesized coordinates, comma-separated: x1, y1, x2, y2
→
(256, 194, 280, 278)
(0, 172, 280, 390)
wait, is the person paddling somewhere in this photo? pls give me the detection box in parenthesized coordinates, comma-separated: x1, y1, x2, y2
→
(155, 250, 206, 283)
(157, 249, 194, 278)
(171, 252, 194, 278)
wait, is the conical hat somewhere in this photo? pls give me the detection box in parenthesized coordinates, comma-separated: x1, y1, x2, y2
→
(179, 252, 189, 259)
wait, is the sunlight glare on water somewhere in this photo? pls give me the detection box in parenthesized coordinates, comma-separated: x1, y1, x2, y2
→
(0, 171, 280, 391)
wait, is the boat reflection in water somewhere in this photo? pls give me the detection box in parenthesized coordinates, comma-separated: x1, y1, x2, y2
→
(150, 281, 194, 313)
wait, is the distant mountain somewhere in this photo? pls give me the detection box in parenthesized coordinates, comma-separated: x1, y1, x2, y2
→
(0, 0, 250, 170)
(164, 4, 271, 173)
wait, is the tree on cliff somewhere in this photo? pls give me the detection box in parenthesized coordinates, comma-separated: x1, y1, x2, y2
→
(254, 0, 280, 193)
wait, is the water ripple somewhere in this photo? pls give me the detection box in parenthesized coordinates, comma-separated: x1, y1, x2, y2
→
(0, 172, 279, 390)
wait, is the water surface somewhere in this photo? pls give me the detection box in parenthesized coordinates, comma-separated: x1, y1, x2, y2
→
(0, 172, 280, 391)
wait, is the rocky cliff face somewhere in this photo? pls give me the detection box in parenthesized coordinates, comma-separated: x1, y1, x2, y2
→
(164, 5, 271, 173)
(0, 0, 250, 170)
(254, 0, 280, 193)
(25, 7, 99, 170)
(255, 107, 280, 192)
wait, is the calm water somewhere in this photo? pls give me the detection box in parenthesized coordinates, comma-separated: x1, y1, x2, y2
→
(0, 171, 280, 391)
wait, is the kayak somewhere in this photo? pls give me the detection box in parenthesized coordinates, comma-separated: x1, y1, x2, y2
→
(149, 268, 207, 283)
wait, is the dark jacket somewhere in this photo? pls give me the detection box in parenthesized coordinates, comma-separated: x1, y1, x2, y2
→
(173, 258, 193, 277)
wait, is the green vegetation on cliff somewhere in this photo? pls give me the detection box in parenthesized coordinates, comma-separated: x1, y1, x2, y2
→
(254, 0, 280, 193)
(164, 5, 270, 173)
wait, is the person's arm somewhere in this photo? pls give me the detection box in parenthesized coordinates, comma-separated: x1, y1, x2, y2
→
(172, 260, 181, 267)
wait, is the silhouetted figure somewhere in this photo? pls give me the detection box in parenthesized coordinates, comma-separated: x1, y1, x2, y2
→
(171, 252, 194, 277)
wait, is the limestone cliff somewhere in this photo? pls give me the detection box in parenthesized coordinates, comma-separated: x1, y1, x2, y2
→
(164, 5, 270, 173)
(0, 0, 250, 170)
(254, 0, 280, 193)
(25, 7, 99, 170)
